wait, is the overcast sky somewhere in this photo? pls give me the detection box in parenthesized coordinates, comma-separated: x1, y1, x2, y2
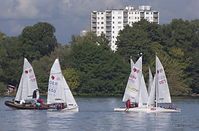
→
(0, 0, 198, 44)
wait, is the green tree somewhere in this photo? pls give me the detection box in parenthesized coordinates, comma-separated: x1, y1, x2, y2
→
(150, 43, 191, 95)
(116, 19, 162, 64)
(63, 68, 80, 95)
(32, 55, 55, 93)
(116, 19, 192, 95)
(70, 33, 129, 96)
(18, 22, 58, 61)
(0, 37, 24, 86)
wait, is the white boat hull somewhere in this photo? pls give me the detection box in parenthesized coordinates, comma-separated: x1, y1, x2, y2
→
(48, 106, 79, 112)
(114, 107, 180, 113)
(61, 106, 79, 112)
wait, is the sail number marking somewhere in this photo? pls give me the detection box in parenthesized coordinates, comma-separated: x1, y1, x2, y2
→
(49, 81, 58, 86)
(48, 88, 56, 93)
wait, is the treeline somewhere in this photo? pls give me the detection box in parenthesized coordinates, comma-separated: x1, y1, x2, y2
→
(0, 19, 198, 96)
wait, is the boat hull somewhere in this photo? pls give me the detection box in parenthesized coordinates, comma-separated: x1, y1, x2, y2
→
(48, 106, 79, 112)
(61, 106, 79, 112)
(5, 101, 50, 110)
(114, 107, 180, 113)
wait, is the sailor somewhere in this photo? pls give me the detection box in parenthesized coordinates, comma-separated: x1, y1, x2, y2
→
(35, 97, 42, 109)
(33, 89, 39, 99)
(126, 99, 131, 109)
(134, 102, 138, 107)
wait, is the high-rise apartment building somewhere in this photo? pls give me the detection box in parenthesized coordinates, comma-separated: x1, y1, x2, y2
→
(90, 6, 159, 51)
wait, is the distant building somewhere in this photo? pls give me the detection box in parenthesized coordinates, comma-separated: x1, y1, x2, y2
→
(90, 5, 159, 51)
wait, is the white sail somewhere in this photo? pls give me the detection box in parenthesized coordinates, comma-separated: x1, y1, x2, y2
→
(138, 74, 148, 107)
(47, 59, 78, 108)
(63, 77, 78, 108)
(147, 74, 156, 107)
(122, 56, 142, 103)
(148, 68, 153, 94)
(130, 58, 134, 71)
(156, 56, 171, 103)
(15, 58, 39, 101)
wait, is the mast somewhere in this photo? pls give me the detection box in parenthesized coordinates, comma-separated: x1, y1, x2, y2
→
(138, 53, 142, 107)
(155, 55, 158, 108)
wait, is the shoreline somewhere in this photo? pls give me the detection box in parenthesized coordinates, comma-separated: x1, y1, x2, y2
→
(1, 93, 199, 97)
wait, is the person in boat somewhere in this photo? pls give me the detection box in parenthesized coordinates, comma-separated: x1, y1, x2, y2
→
(33, 89, 39, 100)
(168, 104, 175, 109)
(134, 102, 138, 107)
(126, 99, 133, 109)
(56, 103, 65, 110)
(35, 97, 43, 109)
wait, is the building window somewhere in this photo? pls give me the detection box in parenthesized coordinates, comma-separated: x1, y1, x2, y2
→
(118, 16, 122, 19)
(101, 27, 104, 29)
(113, 17, 115, 19)
(101, 17, 104, 19)
(101, 22, 104, 24)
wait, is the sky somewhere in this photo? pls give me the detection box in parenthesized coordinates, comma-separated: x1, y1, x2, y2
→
(0, 0, 198, 44)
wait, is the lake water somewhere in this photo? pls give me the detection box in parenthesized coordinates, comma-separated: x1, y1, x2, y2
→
(1, 96, 199, 131)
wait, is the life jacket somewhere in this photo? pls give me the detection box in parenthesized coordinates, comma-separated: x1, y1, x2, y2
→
(126, 99, 131, 108)
(37, 98, 43, 104)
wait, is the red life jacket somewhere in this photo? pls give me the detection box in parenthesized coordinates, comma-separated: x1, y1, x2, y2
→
(37, 98, 43, 104)
(126, 99, 131, 108)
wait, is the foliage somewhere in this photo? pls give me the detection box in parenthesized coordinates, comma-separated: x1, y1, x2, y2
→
(0, 22, 58, 90)
(0, 19, 199, 96)
(18, 22, 58, 61)
(0, 82, 6, 95)
(116, 19, 194, 95)
(70, 33, 129, 95)
(32, 56, 55, 93)
(116, 19, 162, 63)
(63, 68, 80, 95)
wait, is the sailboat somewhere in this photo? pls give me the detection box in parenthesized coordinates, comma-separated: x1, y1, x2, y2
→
(47, 59, 78, 112)
(5, 58, 49, 110)
(145, 56, 180, 112)
(114, 55, 180, 113)
(114, 56, 149, 112)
